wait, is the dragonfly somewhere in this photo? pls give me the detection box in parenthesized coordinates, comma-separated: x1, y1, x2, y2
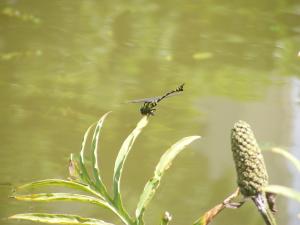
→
(128, 83, 185, 116)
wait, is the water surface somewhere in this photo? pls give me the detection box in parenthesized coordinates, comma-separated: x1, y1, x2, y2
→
(1, 1, 300, 225)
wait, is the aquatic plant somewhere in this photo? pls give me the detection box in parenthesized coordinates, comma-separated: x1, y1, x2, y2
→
(10, 113, 300, 225)
(230, 121, 276, 225)
(194, 121, 277, 225)
(263, 147, 300, 206)
(10, 112, 200, 225)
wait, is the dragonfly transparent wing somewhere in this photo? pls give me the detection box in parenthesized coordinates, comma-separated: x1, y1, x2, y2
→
(127, 92, 182, 104)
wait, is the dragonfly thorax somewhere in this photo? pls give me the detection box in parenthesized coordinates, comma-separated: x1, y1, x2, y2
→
(140, 102, 157, 116)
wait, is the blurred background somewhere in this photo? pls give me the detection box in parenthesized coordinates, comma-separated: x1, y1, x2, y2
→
(0, 0, 300, 225)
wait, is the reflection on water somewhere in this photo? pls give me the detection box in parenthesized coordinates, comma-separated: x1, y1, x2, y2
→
(0, 0, 300, 225)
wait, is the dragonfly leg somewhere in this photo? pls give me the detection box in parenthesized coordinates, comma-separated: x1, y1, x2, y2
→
(150, 108, 156, 116)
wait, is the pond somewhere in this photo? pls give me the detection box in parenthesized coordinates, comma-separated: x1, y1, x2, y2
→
(0, 1, 300, 225)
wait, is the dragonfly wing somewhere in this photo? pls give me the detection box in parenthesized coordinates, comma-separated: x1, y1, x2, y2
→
(127, 96, 161, 103)
(164, 91, 182, 98)
(127, 92, 182, 104)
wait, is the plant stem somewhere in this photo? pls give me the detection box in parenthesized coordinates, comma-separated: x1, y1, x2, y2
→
(252, 194, 277, 225)
(105, 196, 135, 225)
(87, 183, 134, 225)
(193, 188, 243, 225)
(110, 203, 133, 225)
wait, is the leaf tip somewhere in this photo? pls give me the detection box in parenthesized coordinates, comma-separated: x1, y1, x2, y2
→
(103, 111, 113, 118)
(8, 214, 18, 220)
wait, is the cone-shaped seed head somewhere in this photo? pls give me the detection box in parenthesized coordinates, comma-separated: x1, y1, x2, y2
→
(231, 120, 268, 197)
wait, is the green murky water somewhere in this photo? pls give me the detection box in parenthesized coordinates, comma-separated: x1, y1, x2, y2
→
(1, 1, 300, 225)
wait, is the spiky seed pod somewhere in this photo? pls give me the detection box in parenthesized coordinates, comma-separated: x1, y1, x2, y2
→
(231, 120, 268, 197)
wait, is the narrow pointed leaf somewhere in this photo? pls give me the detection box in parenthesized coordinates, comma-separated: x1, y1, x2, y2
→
(12, 192, 129, 224)
(266, 148, 300, 173)
(13, 193, 111, 208)
(9, 213, 115, 225)
(264, 185, 300, 203)
(135, 136, 201, 220)
(113, 116, 149, 204)
(91, 112, 111, 195)
(78, 124, 95, 185)
(16, 179, 104, 199)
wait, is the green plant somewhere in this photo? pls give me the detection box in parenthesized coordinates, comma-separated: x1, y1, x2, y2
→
(11, 114, 299, 225)
(193, 123, 300, 225)
(10, 112, 200, 225)
(263, 147, 300, 205)
(230, 121, 276, 225)
(193, 121, 278, 225)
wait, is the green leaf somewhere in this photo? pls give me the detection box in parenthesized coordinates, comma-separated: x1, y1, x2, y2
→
(16, 179, 104, 199)
(113, 116, 149, 205)
(264, 185, 300, 203)
(266, 147, 300, 173)
(91, 112, 111, 195)
(12, 192, 130, 224)
(13, 193, 111, 208)
(78, 123, 95, 186)
(9, 213, 115, 225)
(135, 136, 201, 220)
